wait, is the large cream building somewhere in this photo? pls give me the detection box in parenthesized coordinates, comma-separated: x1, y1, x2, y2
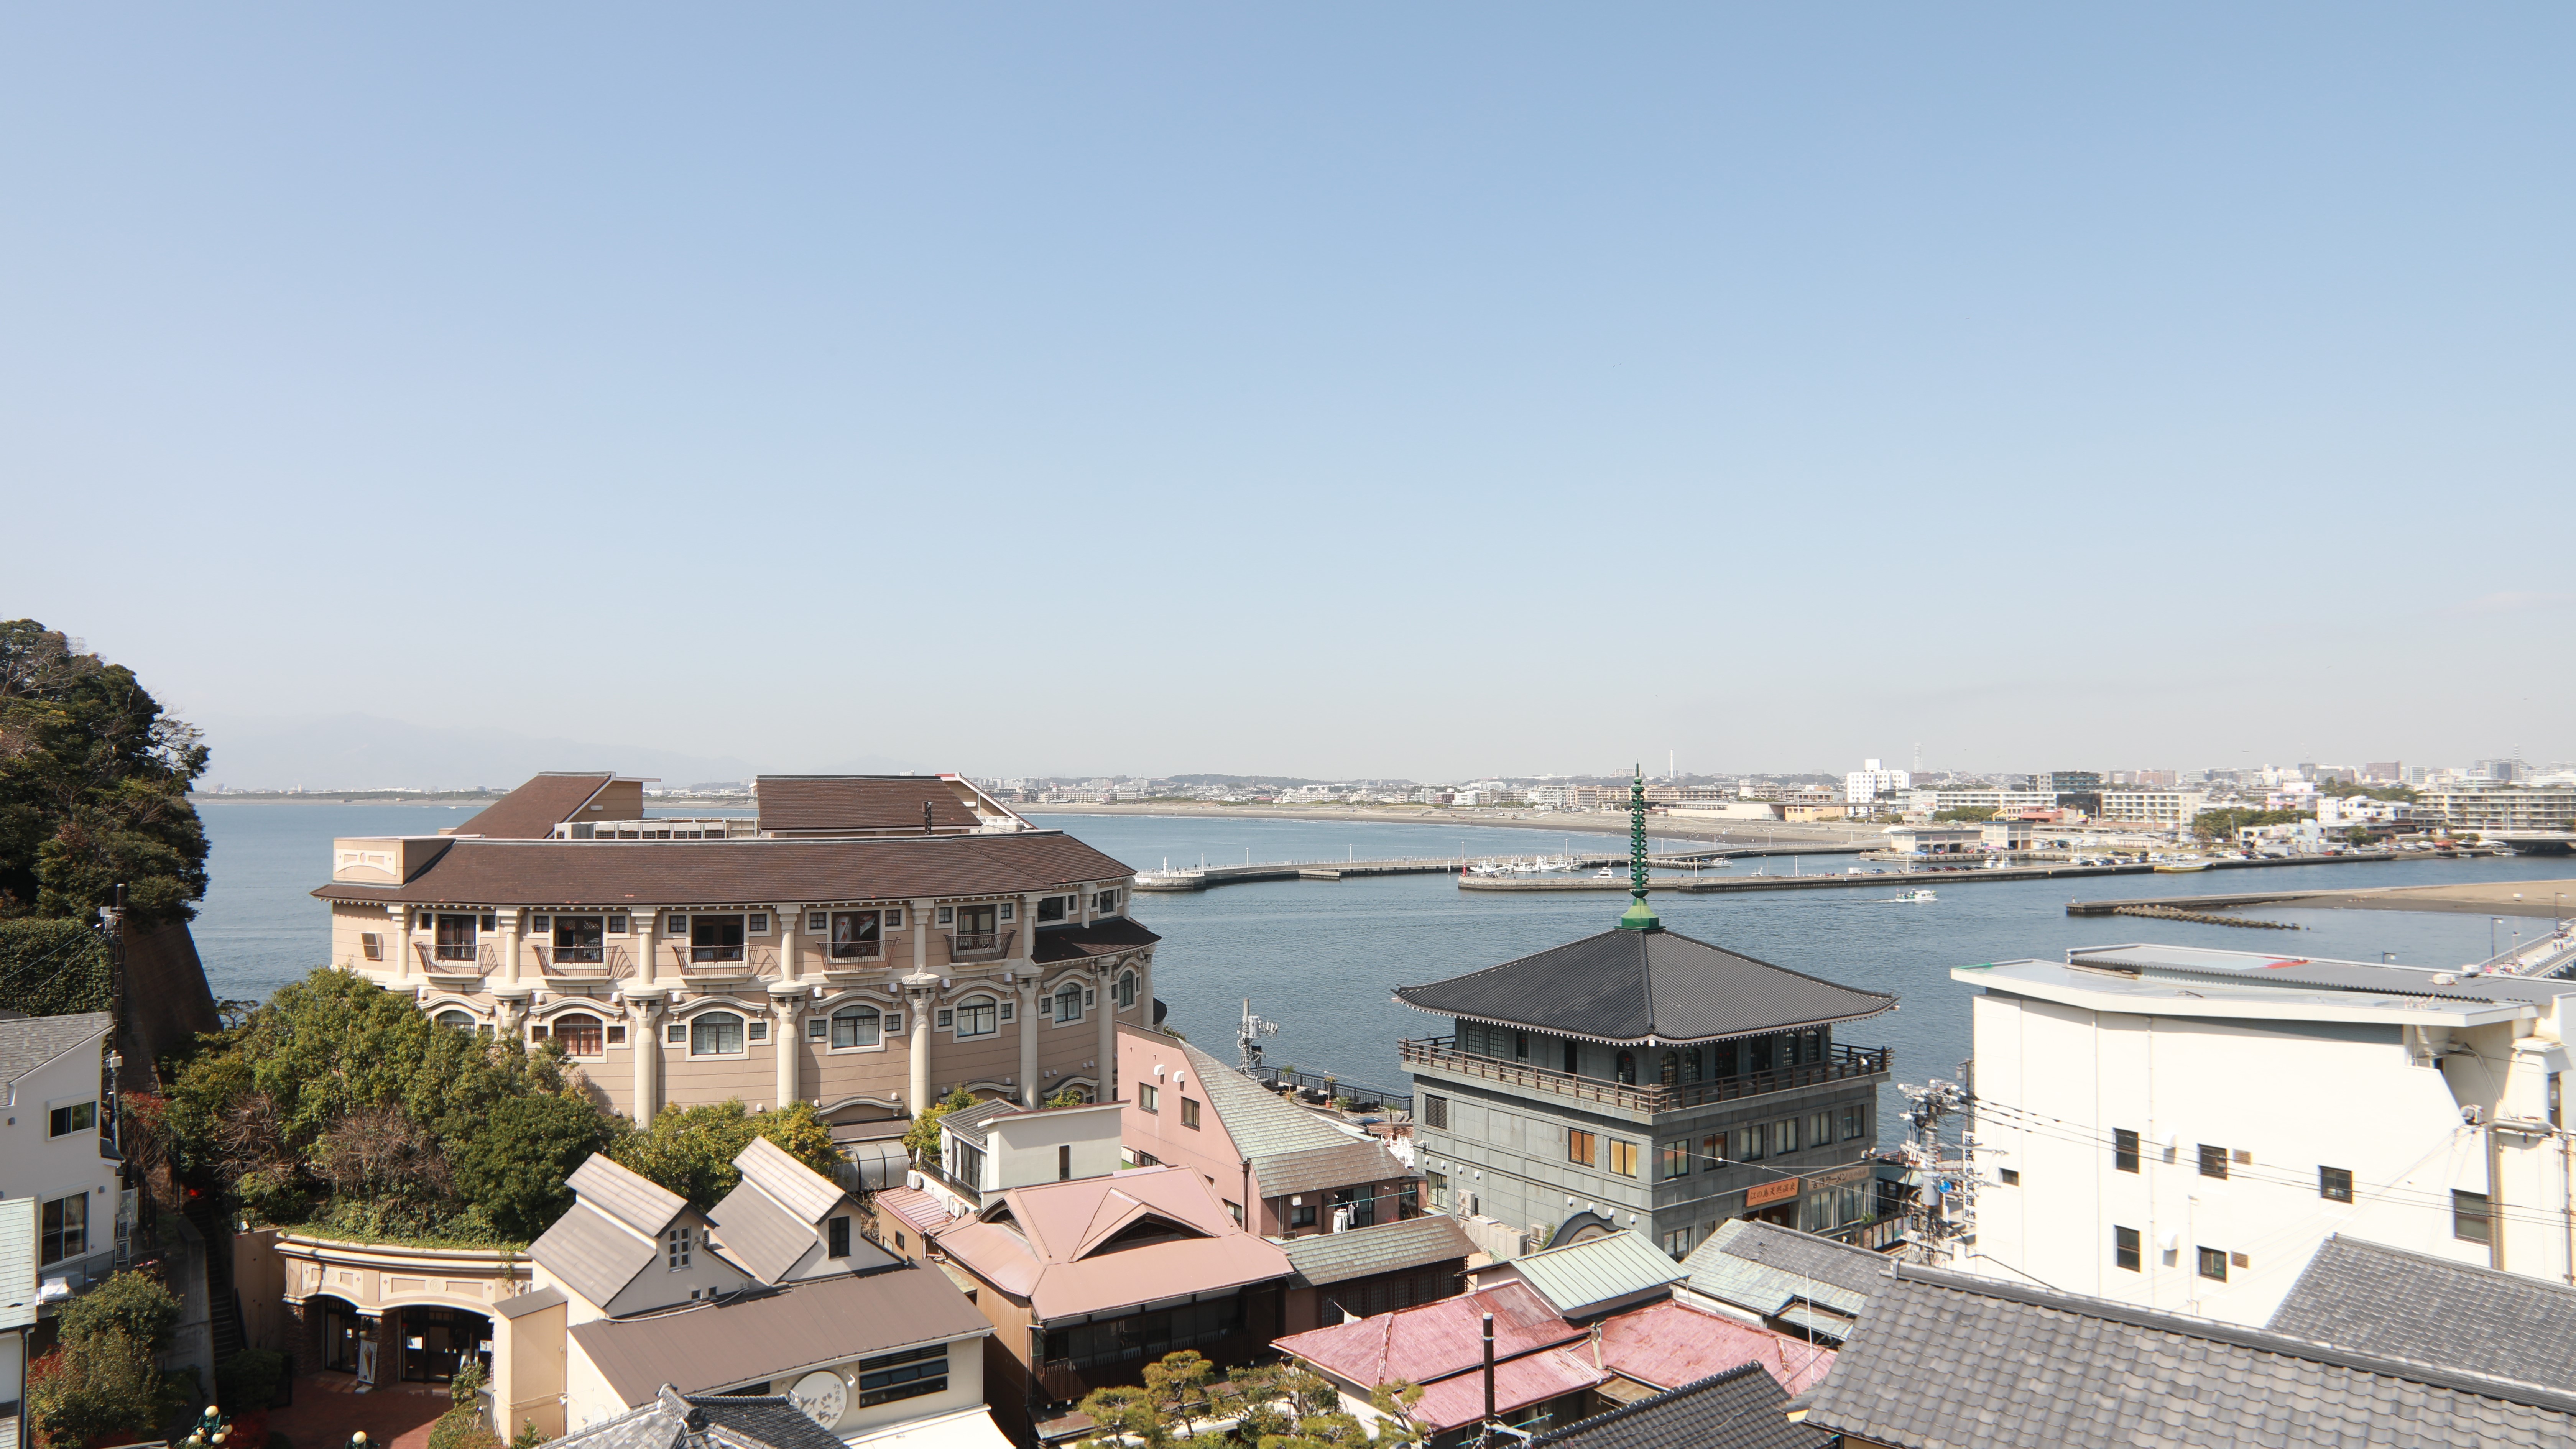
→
(312, 772, 1158, 1130)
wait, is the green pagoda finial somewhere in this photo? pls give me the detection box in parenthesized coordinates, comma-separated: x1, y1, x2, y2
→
(1617, 763, 1661, 932)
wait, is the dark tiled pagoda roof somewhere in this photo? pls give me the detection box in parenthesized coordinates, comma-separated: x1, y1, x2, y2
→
(1394, 928, 1894, 1046)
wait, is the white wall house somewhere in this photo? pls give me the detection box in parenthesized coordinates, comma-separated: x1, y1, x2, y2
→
(0, 1014, 123, 1306)
(925, 1098, 1124, 1216)
(1958, 943, 2576, 1328)
(1843, 760, 1912, 807)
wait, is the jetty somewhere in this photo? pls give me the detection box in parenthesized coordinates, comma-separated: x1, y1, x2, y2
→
(1134, 843, 1863, 892)
(1463, 851, 2421, 897)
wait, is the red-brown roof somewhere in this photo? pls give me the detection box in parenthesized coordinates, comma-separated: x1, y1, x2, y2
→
(1406, 1349, 1608, 1433)
(311, 831, 1139, 907)
(930, 1166, 1292, 1322)
(756, 776, 982, 833)
(1275, 1280, 1584, 1390)
(1595, 1299, 1838, 1396)
(454, 773, 614, 839)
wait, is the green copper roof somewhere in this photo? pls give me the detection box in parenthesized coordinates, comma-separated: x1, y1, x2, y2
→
(1617, 766, 1661, 932)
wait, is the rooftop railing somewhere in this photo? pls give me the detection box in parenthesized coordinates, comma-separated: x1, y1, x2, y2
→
(1398, 1038, 1889, 1115)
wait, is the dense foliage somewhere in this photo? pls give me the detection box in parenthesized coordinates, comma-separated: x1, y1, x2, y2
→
(1932, 807, 1998, 822)
(903, 1085, 978, 1162)
(614, 1097, 842, 1208)
(0, 619, 209, 927)
(159, 968, 617, 1243)
(0, 917, 112, 1017)
(27, 1270, 187, 1449)
(1073, 1352, 1421, 1449)
(2192, 807, 2316, 841)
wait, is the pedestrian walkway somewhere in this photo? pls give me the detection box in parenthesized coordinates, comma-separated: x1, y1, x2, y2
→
(266, 1374, 452, 1449)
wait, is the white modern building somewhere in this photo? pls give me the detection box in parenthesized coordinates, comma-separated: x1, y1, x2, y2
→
(1843, 760, 1912, 808)
(1902, 790, 2062, 818)
(0, 1014, 125, 1306)
(2414, 785, 2576, 833)
(1956, 943, 2576, 1328)
(2096, 790, 2209, 828)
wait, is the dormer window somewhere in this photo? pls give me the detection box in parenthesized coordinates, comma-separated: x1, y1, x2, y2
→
(1094, 889, 1121, 916)
(667, 1225, 693, 1270)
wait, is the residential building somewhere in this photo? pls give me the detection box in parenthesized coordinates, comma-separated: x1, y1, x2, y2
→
(2034, 770, 2103, 816)
(313, 770, 1158, 1133)
(1397, 897, 1895, 1260)
(2096, 790, 2208, 827)
(927, 1164, 1293, 1430)
(0, 1014, 123, 1310)
(1958, 942, 2576, 1327)
(1900, 789, 2059, 817)
(1117, 1028, 1419, 1239)
(0, 1198, 25, 1449)
(1276, 1215, 1476, 1332)
(2316, 794, 2412, 828)
(2415, 784, 2576, 833)
(1794, 1262, 2576, 1448)
(1528, 1364, 1826, 1449)
(1882, 824, 1980, 856)
(1476, 1230, 1687, 1321)
(1664, 800, 1785, 822)
(1841, 760, 1911, 808)
(921, 1099, 1126, 1217)
(518, 1142, 998, 1445)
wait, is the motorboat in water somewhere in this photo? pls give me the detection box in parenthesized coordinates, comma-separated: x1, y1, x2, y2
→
(2154, 859, 2213, 873)
(1896, 888, 1937, 902)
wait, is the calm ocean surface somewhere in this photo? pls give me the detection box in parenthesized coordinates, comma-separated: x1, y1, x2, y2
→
(194, 802, 2576, 1122)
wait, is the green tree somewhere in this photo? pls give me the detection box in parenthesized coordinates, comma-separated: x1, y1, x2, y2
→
(449, 1093, 628, 1239)
(0, 619, 210, 927)
(903, 1086, 978, 1164)
(1074, 1385, 1164, 1447)
(27, 1270, 187, 1449)
(1933, 807, 1998, 822)
(614, 1099, 842, 1209)
(1143, 1350, 1216, 1436)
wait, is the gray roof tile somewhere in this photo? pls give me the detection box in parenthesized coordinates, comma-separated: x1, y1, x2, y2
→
(533, 1201, 661, 1309)
(1280, 1216, 1476, 1288)
(1254, 1141, 1411, 1200)
(732, 1137, 845, 1226)
(1799, 1264, 2576, 1448)
(1176, 1040, 1366, 1162)
(570, 1155, 689, 1235)
(1394, 929, 1895, 1045)
(1680, 1219, 1891, 1320)
(0, 1012, 109, 1086)
(1530, 1363, 1826, 1449)
(2269, 1235, 2576, 1394)
(706, 1185, 815, 1285)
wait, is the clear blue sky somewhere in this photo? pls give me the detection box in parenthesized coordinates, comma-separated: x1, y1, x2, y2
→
(6, 7, 2568, 784)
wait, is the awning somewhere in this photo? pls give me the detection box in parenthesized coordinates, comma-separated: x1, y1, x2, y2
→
(844, 1138, 911, 1192)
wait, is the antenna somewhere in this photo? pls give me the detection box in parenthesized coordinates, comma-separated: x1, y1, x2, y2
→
(1237, 997, 1279, 1074)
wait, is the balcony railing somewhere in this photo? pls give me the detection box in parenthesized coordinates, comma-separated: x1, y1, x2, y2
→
(947, 928, 1014, 959)
(672, 945, 781, 977)
(1398, 1038, 1889, 1115)
(825, 938, 884, 961)
(536, 944, 635, 979)
(416, 942, 497, 975)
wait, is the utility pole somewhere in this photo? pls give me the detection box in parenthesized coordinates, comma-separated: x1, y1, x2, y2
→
(1899, 1068, 1975, 1266)
(98, 884, 127, 1162)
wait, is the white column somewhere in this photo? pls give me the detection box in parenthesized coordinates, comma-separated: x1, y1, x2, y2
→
(501, 912, 523, 986)
(638, 913, 662, 985)
(904, 972, 939, 1116)
(771, 991, 804, 1110)
(1018, 979, 1041, 1108)
(629, 996, 666, 1125)
(780, 904, 803, 984)
(1095, 962, 1116, 1102)
(912, 899, 932, 973)
(1137, 950, 1154, 1032)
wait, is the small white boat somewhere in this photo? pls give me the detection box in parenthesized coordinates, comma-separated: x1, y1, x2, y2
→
(2154, 859, 2213, 873)
(1897, 888, 1937, 902)
(1595, 866, 1619, 879)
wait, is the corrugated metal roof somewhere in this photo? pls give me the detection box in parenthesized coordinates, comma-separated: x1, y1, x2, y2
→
(707, 1184, 815, 1285)
(532, 1201, 659, 1310)
(0, 1012, 108, 1087)
(569, 1267, 990, 1404)
(1406, 1348, 1608, 1434)
(733, 1137, 846, 1226)
(939, 1099, 1020, 1150)
(1506, 1231, 1685, 1318)
(1593, 1300, 1836, 1397)
(570, 1155, 689, 1235)
(1275, 1280, 1581, 1390)
(1280, 1216, 1475, 1288)
(1800, 1264, 2576, 1448)
(1175, 1040, 1355, 1162)
(1394, 928, 1896, 1045)
(1679, 1220, 1886, 1320)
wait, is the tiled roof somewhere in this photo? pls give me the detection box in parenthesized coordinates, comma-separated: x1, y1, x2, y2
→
(1174, 1038, 1359, 1162)
(929, 1165, 1291, 1322)
(733, 1136, 847, 1225)
(569, 1155, 689, 1235)
(1797, 1264, 2576, 1448)
(456, 773, 614, 840)
(311, 830, 1136, 907)
(1680, 1220, 1889, 1320)
(1279, 1216, 1475, 1288)
(543, 1384, 850, 1449)
(1530, 1363, 1826, 1449)
(0, 1012, 108, 1086)
(1274, 1280, 1581, 1391)
(1594, 1300, 1836, 1397)
(1406, 1348, 1607, 1435)
(2268, 1235, 2576, 1393)
(754, 777, 983, 834)
(533, 1203, 662, 1310)
(1503, 1230, 1686, 1318)
(568, 1267, 989, 1403)
(688, 1396, 850, 1449)
(1393, 928, 1895, 1045)
(872, 1187, 950, 1239)
(1031, 916, 1164, 963)
(1255, 1141, 1412, 1200)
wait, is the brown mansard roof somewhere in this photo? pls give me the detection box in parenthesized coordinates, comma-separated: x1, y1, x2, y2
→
(755, 775, 983, 834)
(454, 772, 616, 839)
(312, 830, 1140, 909)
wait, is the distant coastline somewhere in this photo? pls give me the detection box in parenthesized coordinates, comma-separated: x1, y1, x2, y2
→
(1016, 801, 1877, 845)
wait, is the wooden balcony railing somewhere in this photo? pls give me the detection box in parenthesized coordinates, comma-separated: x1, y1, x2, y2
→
(1398, 1038, 1889, 1115)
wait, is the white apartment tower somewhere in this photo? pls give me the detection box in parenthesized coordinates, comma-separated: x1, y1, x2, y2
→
(1843, 759, 1912, 808)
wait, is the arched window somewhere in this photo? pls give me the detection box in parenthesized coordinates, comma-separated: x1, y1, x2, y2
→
(1659, 1051, 1680, 1086)
(553, 1012, 605, 1058)
(955, 996, 998, 1037)
(1116, 970, 1138, 1009)
(1615, 1051, 1637, 1085)
(691, 1012, 746, 1056)
(434, 1009, 475, 1032)
(1054, 983, 1084, 1024)
(830, 1005, 881, 1049)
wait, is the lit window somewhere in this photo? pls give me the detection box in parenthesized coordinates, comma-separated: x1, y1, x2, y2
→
(1568, 1130, 1597, 1167)
(691, 1013, 746, 1056)
(1607, 1140, 1638, 1177)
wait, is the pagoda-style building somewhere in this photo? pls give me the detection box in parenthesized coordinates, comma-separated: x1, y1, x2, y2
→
(1396, 774, 1896, 1259)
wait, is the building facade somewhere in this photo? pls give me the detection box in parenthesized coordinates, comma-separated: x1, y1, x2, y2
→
(312, 772, 1157, 1129)
(2413, 785, 2576, 833)
(1960, 942, 2576, 1327)
(1843, 760, 1912, 807)
(1397, 912, 1895, 1261)
(2096, 790, 2209, 827)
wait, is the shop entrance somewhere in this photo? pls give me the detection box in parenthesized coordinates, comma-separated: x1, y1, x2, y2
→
(397, 1307, 492, 1385)
(315, 1296, 365, 1374)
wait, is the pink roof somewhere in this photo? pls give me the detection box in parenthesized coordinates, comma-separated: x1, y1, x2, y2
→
(930, 1165, 1291, 1321)
(1595, 1300, 1839, 1397)
(875, 1186, 949, 1238)
(1274, 1280, 1583, 1389)
(1405, 1348, 1608, 1433)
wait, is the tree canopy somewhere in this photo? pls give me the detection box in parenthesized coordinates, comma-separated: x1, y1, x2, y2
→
(613, 1097, 842, 1209)
(159, 967, 621, 1243)
(0, 620, 209, 928)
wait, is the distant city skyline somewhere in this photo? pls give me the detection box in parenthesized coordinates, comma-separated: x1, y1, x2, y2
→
(9, 7, 2569, 778)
